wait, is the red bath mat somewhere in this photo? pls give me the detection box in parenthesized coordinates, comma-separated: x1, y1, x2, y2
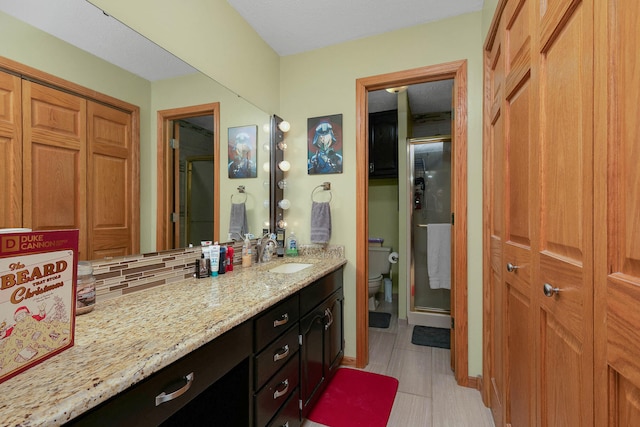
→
(307, 368, 399, 427)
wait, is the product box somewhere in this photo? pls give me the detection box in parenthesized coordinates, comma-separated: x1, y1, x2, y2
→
(0, 229, 78, 384)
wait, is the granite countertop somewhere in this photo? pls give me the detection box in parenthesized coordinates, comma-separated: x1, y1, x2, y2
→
(0, 253, 346, 426)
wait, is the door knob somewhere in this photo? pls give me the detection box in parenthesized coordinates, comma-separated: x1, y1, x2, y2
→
(506, 263, 520, 272)
(543, 283, 560, 297)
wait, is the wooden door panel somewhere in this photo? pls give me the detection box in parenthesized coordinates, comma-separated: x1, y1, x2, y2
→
(541, 312, 586, 426)
(506, 284, 533, 427)
(0, 71, 21, 227)
(22, 81, 87, 257)
(610, 373, 640, 425)
(87, 101, 135, 259)
(537, 0, 593, 425)
(505, 0, 530, 75)
(505, 78, 532, 249)
(30, 144, 80, 229)
(490, 267, 504, 427)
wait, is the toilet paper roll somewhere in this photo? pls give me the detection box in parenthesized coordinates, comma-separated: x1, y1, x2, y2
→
(388, 252, 399, 263)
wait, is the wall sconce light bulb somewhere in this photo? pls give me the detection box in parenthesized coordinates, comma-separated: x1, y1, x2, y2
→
(263, 162, 270, 172)
(278, 160, 291, 172)
(278, 199, 291, 210)
(278, 120, 291, 132)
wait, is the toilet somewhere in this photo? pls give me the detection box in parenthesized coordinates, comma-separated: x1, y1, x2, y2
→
(368, 245, 392, 311)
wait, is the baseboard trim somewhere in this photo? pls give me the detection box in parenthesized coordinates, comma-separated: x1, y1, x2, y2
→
(340, 356, 357, 367)
(468, 375, 482, 391)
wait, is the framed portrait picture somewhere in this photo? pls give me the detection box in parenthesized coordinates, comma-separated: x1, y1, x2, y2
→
(307, 114, 343, 175)
(228, 125, 258, 178)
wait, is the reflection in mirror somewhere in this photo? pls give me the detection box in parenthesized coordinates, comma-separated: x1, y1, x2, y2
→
(0, 0, 271, 257)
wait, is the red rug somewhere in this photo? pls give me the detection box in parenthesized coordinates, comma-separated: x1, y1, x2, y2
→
(307, 368, 399, 427)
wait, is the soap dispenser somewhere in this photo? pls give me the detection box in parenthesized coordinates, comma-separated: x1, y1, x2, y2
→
(286, 231, 298, 257)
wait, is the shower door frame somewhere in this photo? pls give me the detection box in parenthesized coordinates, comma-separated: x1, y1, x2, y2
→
(407, 136, 452, 329)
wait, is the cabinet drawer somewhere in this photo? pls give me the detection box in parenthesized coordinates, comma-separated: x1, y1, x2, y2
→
(255, 325, 300, 390)
(300, 268, 343, 314)
(69, 322, 251, 426)
(267, 389, 301, 427)
(255, 294, 299, 350)
(255, 355, 300, 427)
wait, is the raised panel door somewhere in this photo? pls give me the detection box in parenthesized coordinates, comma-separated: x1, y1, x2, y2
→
(22, 81, 87, 258)
(594, 0, 640, 424)
(0, 71, 21, 227)
(87, 101, 137, 259)
(536, 0, 594, 425)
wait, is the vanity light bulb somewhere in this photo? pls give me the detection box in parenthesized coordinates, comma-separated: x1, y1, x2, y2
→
(278, 199, 291, 210)
(278, 160, 291, 172)
(278, 180, 287, 190)
(263, 200, 270, 209)
(263, 162, 270, 172)
(278, 120, 291, 132)
(277, 142, 288, 151)
(263, 143, 270, 152)
(277, 220, 288, 229)
(262, 123, 271, 133)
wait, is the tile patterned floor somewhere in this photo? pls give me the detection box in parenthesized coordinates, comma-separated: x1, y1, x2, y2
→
(302, 296, 494, 427)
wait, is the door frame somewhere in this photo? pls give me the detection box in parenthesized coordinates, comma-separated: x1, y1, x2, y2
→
(157, 103, 220, 250)
(355, 60, 469, 386)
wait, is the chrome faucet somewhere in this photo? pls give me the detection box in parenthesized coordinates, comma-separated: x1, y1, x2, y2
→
(256, 233, 278, 263)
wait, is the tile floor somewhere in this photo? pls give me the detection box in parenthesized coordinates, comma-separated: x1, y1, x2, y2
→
(302, 295, 495, 427)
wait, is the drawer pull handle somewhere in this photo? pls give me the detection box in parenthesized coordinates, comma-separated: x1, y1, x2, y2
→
(273, 379, 289, 399)
(273, 313, 289, 327)
(155, 372, 194, 406)
(324, 308, 334, 331)
(273, 344, 290, 362)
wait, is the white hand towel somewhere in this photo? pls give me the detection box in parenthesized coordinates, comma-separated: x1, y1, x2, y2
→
(427, 223, 451, 290)
(229, 202, 248, 237)
(310, 201, 331, 244)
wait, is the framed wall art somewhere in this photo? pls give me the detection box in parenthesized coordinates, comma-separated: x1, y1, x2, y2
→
(307, 114, 343, 175)
(228, 125, 258, 178)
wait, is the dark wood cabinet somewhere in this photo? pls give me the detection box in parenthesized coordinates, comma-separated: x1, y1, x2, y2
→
(66, 267, 344, 427)
(68, 322, 252, 427)
(299, 269, 344, 418)
(368, 110, 398, 179)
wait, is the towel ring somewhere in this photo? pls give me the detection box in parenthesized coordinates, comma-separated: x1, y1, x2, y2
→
(231, 186, 248, 204)
(311, 182, 332, 203)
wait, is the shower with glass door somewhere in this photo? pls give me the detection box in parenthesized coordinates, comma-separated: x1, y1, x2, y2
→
(407, 136, 452, 328)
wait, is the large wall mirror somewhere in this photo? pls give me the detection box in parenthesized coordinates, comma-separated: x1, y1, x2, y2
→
(0, 0, 272, 257)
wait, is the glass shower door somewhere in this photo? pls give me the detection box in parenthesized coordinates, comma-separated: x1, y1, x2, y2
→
(408, 137, 452, 328)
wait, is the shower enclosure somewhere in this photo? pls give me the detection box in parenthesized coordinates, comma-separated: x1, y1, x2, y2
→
(407, 136, 452, 328)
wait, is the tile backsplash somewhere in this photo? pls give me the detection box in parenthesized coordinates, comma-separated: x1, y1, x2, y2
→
(90, 243, 344, 302)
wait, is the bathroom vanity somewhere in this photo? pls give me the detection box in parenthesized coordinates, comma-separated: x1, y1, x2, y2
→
(0, 254, 345, 426)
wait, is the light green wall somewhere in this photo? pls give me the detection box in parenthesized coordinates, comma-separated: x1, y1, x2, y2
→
(89, 0, 280, 115)
(151, 74, 271, 249)
(279, 11, 485, 375)
(368, 179, 400, 292)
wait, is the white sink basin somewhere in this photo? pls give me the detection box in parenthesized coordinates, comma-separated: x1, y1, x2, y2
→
(269, 263, 313, 274)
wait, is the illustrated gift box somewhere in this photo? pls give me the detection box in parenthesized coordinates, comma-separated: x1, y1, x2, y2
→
(0, 229, 78, 384)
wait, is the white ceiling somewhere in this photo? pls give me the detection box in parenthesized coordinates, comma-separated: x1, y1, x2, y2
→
(226, 0, 484, 57)
(0, 0, 477, 114)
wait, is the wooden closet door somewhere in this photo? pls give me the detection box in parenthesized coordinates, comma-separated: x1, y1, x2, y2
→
(87, 101, 137, 259)
(22, 81, 87, 257)
(594, 0, 640, 424)
(0, 71, 21, 227)
(503, 0, 536, 425)
(484, 12, 506, 427)
(536, 0, 594, 425)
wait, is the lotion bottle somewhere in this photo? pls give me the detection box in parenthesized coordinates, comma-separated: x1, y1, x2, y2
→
(242, 234, 252, 267)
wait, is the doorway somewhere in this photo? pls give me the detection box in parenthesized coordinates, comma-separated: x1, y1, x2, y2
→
(355, 60, 469, 386)
(157, 103, 220, 250)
